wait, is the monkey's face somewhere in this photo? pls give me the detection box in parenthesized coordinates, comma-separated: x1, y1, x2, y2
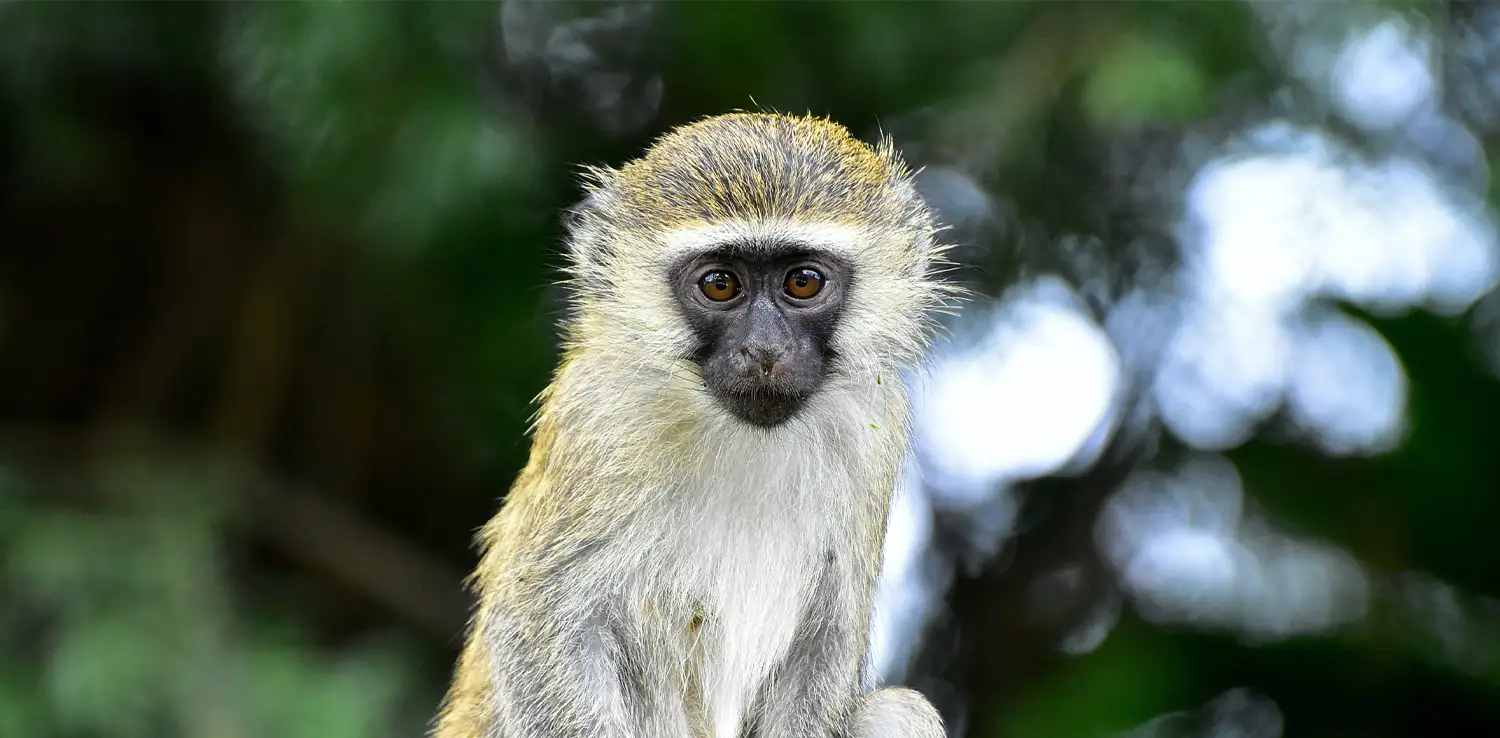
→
(670, 246, 849, 427)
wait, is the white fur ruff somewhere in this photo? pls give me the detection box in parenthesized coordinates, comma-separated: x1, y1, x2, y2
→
(622, 382, 890, 738)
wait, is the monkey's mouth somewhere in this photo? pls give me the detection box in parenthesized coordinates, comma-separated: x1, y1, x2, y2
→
(694, 343, 825, 428)
(716, 387, 808, 428)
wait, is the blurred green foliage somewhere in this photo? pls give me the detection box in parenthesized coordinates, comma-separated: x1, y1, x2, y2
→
(0, 454, 434, 737)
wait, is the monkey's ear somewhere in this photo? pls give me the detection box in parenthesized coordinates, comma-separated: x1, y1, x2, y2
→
(561, 190, 605, 237)
(563, 166, 619, 267)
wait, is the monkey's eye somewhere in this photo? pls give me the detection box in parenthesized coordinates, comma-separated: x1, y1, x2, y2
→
(698, 270, 742, 302)
(783, 268, 825, 300)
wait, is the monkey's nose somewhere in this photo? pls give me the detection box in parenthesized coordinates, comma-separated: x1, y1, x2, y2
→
(740, 346, 781, 377)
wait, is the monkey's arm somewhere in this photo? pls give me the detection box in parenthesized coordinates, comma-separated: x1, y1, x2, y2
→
(749, 553, 862, 738)
(751, 552, 944, 738)
(433, 596, 642, 738)
(434, 493, 647, 738)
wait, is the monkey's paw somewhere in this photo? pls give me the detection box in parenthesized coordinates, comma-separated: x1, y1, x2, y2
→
(849, 688, 944, 738)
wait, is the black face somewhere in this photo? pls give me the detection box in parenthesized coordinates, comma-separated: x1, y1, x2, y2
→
(670, 246, 850, 427)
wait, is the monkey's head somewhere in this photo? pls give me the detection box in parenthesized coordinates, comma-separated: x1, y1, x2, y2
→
(559, 113, 950, 430)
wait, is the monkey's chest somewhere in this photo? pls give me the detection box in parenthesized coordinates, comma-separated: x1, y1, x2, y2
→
(681, 579, 811, 737)
(661, 521, 822, 737)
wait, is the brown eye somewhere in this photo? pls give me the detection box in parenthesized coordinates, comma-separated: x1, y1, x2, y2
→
(699, 270, 741, 302)
(784, 267, 825, 300)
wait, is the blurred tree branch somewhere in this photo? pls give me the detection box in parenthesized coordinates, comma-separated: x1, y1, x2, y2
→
(5, 425, 471, 642)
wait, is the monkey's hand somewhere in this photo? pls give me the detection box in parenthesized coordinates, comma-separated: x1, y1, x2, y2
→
(847, 688, 945, 738)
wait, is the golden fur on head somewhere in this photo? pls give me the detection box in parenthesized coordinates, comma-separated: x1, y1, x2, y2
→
(605, 113, 923, 229)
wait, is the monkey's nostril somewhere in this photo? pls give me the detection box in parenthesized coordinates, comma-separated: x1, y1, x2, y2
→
(739, 345, 782, 376)
(755, 350, 782, 377)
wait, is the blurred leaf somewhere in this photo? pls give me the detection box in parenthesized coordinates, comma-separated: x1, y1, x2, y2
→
(9, 514, 141, 607)
(996, 628, 1187, 738)
(0, 669, 42, 738)
(46, 611, 167, 736)
(363, 98, 525, 251)
(224, 1, 530, 255)
(224, 2, 403, 176)
(1081, 32, 1209, 129)
(241, 631, 416, 738)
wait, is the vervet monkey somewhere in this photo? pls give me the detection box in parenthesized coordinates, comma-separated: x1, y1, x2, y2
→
(434, 112, 953, 738)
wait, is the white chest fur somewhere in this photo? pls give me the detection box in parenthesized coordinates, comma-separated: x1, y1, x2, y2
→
(684, 501, 818, 737)
(656, 417, 859, 738)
